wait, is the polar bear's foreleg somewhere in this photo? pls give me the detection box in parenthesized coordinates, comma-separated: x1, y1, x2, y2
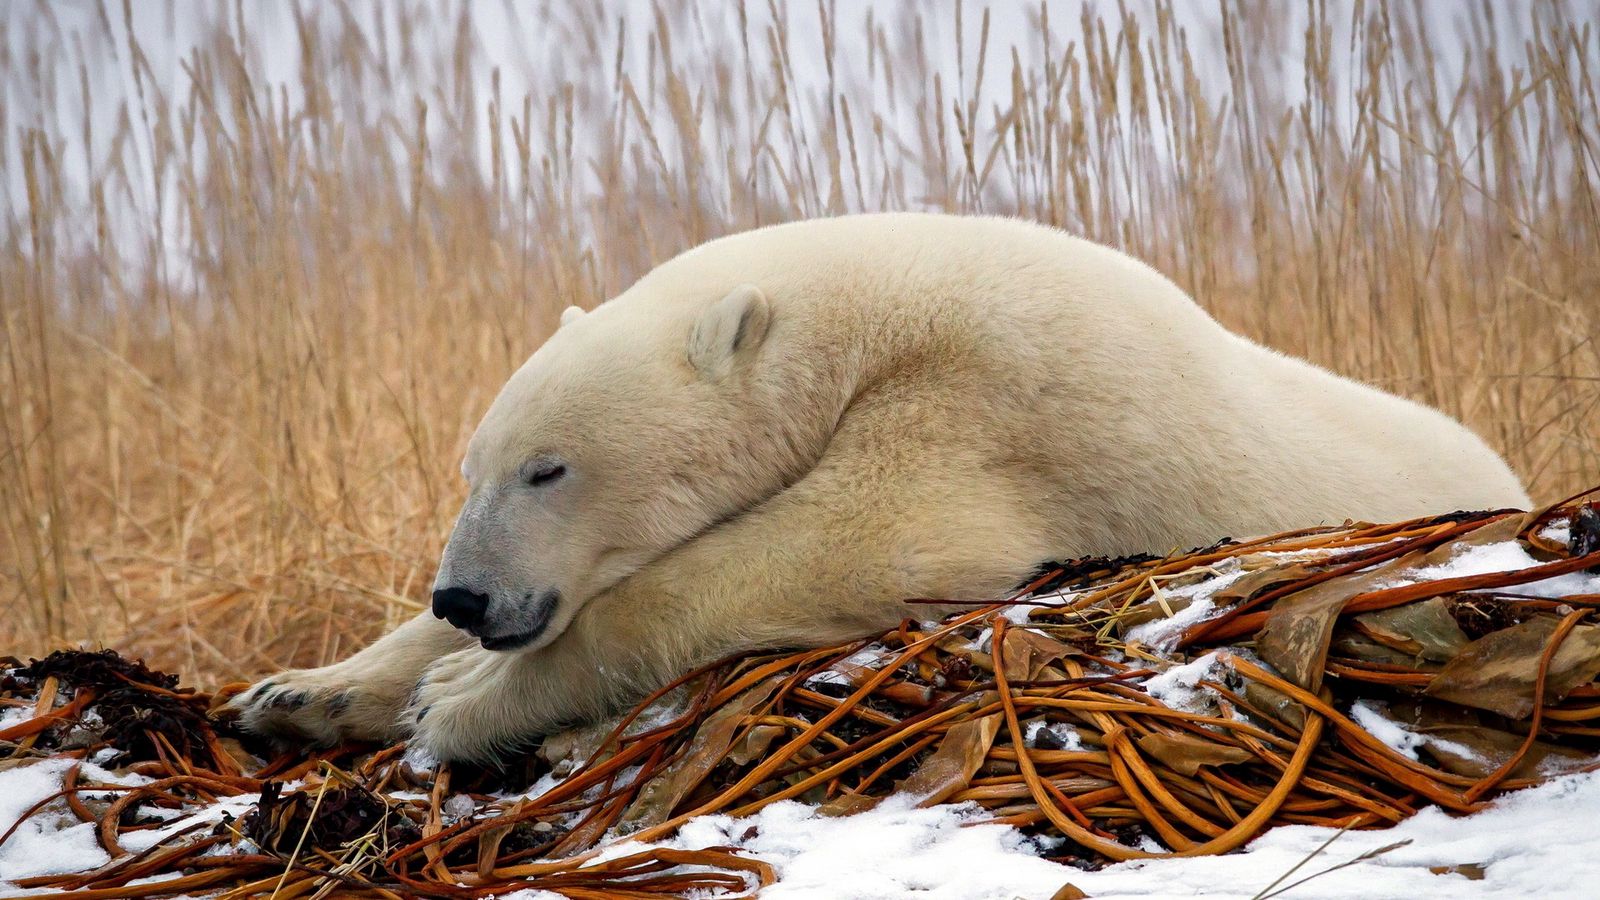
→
(230, 610, 474, 747)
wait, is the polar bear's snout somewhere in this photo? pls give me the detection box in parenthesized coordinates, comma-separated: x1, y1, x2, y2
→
(430, 582, 560, 651)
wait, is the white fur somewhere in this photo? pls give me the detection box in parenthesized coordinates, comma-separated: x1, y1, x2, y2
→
(233, 214, 1530, 761)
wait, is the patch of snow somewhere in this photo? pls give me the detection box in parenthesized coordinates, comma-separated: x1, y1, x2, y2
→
(401, 744, 441, 772)
(600, 772, 1600, 899)
(117, 793, 260, 853)
(1142, 651, 1224, 715)
(999, 603, 1037, 624)
(506, 771, 567, 804)
(1540, 518, 1571, 549)
(591, 795, 1065, 898)
(805, 644, 894, 689)
(1024, 720, 1083, 751)
(1348, 700, 1490, 771)
(0, 757, 145, 882)
(1394, 540, 1600, 599)
(1123, 567, 1252, 652)
(1349, 700, 1425, 760)
(0, 706, 34, 732)
(441, 792, 477, 821)
(619, 694, 691, 737)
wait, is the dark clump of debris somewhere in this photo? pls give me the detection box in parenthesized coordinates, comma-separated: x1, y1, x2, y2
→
(5, 648, 222, 766)
(244, 779, 393, 854)
(1573, 502, 1600, 569)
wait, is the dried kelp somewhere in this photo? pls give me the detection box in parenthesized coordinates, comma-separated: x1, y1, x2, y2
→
(2, 495, 1597, 897)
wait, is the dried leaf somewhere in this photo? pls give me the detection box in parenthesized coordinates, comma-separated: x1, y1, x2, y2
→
(1448, 513, 1537, 550)
(1257, 576, 1375, 692)
(1050, 884, 1091, 899)
(1330, 630, 1424, 667)
(817, 792, 878, 817)
(538, 720, 621, 776)
(1136, 731, 1253, 775)
(897, 713, 1002, 807)
(1413, 724, 1590, 779)
(1243, 680, 1307, 729)
(1117, 596, 1195, 630)
(617, 676, 784, 831)
(1355, 598, 1470, 663)
(1000, 629, 1075, 681)
(1427, 617, 1600, 718)
(477, 799, 526, 878)
(1430, 863, 1487, 880)
(727, 723, 785, 766)
(1380, 699, 1592, 778)
(1208, 559, 1323, 605)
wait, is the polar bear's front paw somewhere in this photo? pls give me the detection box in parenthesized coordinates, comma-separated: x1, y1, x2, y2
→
(229, 666, 408, 748)
(405, 649, 534, 764)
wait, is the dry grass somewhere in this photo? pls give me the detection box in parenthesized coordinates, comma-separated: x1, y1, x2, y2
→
(2, 1, 1597, 683)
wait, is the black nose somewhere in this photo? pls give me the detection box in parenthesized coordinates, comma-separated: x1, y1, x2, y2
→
(432, 586, 490, 631)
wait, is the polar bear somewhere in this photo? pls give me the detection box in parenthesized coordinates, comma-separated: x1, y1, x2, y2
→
(232, 213, 1530, 761)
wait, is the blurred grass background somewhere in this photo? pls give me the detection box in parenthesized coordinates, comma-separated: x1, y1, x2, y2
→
(2, 1, 1597, 682)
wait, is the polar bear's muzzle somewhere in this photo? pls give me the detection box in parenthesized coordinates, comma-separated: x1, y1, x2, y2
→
(431, 585, 560, 651)
(478, 589, 559, 650)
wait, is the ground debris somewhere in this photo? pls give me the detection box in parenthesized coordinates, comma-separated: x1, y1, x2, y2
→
(2, 490, 1598, 897)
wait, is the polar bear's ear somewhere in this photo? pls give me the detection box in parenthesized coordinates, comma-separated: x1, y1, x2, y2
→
(688, 284, 771, 379)
(559, 305, 586, 328)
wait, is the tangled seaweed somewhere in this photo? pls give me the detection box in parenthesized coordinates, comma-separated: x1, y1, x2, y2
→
(2, 493, 1598, 897)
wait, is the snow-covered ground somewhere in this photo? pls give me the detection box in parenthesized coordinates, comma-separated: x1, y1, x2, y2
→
(4, 755, 1598, 899)
(622, 773, 1600, 899)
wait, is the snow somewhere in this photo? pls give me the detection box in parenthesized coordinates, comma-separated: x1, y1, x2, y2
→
(1348, 701, 1426, 760)
(0, 757, 148, 883)
(596, 772, 1600, 899)
(0, 706, 34, 732)
(1142, 651, 1224, 715)
(1122, 566, 1251, 652)
(1540, 518, 1571, 548)
(1347, 700, 1488, 770)
(117, 793, 260, 854)
(1399, 539, 1600, 599)
(805, 644, 894, 689)
(999, 603, 1039, 625)
(1025, 720, 1084, 751)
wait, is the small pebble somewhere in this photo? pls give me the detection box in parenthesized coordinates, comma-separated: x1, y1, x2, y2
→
(442, 793, 476, 818)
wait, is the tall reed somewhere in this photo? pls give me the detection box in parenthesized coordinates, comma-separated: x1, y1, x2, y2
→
(2, 1, 1596, 680)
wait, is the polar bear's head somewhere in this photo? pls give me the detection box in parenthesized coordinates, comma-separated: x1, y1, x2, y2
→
(431, 284, 795, 652)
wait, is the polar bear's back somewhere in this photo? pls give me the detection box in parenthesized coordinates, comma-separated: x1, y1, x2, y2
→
(633, 214, 1529, 549)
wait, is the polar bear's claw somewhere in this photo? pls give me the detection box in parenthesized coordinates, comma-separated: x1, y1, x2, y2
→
(230, 668, 408, 748)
